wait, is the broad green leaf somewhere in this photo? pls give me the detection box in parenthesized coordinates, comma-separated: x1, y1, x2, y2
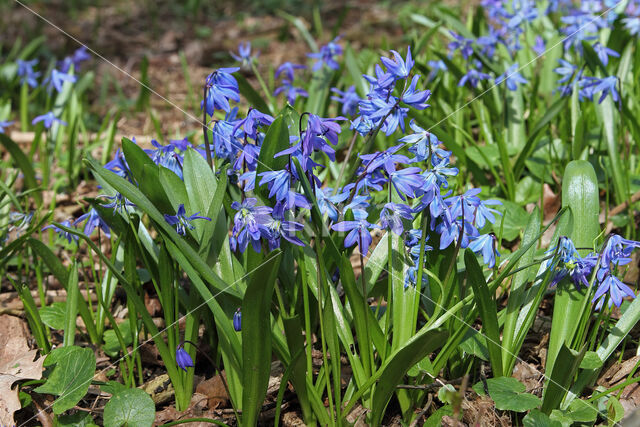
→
(370, 329, 447, 426)
(547, 161, 599, 377)
(35, 346, 96, 414)
(39, 302, 66, 330)
(103, 388, 155, 427)
(63, 262, 79, 347)
(0, 134, 41, 204)
(542, 343, 586, 414)
(502, 207, 541, 375)
(242, 250, 282, 426)
(473, 377, 541, 412)
(84, 157, 237, 297)
(465, 249, 503, 376)
(523, 409, 562, 427)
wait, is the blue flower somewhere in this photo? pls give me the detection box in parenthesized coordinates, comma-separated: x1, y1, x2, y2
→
(495, 63, 528, 91)
(584, 76, 620, 104)
(623, 16, 640, 36)
(74, 208, 111, 238)
(600, 234, 640, 267)
(43, 220, 78, 244)
(32, 111, 67, 129)
(233, 309, 242, 331)
(104, 149, 131, 180)
(468, 234, 500, 268)
(203, 68, 241, 114)
(548, 236, 597, 288)
(448, 32, 474, 59)
(146, 139, 184, 179)
(458, 61, 492, 88)
(380, 47, 414, 80)
(230, 42, 257, 67)
(554, 59, 577, 84)
(380, 203, 413, 235)
(59, 47, 91, 73)
(44, 68, 77, 93)
(0, 120, 14, 133)
(164, 204, 211, 236)
(231, 198, 272, 253)
(101, 193, 135, 213)
(506, 0, 538, 29)
(275, 62, 306, 81)
(331, 219, 376, 255)
(261, 203, 305, 250)
(308, 37, 343, 71)
(316, 187, 349, 222)
(360, 144, 410, 175)
(401, 75, 431, 109)
(592, 42, 620, 66)
(532, 36, 546, 55)
(274, 80, 308, 104)
(258, 170, 292, 202)
(592, 273, 635, 308)
(331, 85, 360, 116)
(422, 156, 458, 190)
(17, 59, 40, 88)
(400, 120, 451, 162)
(404, 265, 428, 289)
(389, 167, 425, 200)
(176, 345, 194, 371)
(426, 60, 447, 80)
(232, 108, 274, 140)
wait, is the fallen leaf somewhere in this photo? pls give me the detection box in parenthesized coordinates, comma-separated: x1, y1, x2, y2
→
(195, 373, 229, 409)
(0, 315, 45, 425)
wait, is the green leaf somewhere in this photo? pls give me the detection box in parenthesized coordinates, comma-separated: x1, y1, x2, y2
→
(607, 395, 625, 425)
(241, 250, 282, 426)
(541, 344, 586, 414)
(103, 321, 133, 357)
(84, 157, 237, 297)
(103, 388, 156, 427)
(579, 351, 603, 370)
(465, 249, 503, 376)
(523, 409, 562, 427)
(63, 262, 79, 347)
(27, 238, 69, 284)
(34, 346, 96, 414)
(370, 329, 448, 426)
(493, 200, 529, 241)
(424, 405, 454, 427)
(597, 94, 628, 204)
(122, 137, 172, 213)
(459, 329, 489, 361)
(473, 377, 541, 412)
(547, 161, 599, 376)
(0, 132, 41, 204)
(513, 97, 568, 180)
(39, 302, 66, 330)
(502, 207, 541, 375)
(56, 411, 95, 427)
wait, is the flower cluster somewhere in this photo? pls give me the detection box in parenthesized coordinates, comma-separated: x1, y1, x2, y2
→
(446, 0, 639, 105)
(194, 43, 506, 283)
(13, 47, 90, 129)
(550, 235, 639, 308)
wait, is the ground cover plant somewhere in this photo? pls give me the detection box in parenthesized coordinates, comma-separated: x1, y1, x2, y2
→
(2, 0, 640, 425)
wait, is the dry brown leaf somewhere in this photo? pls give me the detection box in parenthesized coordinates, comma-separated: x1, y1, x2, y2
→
(195, 373, 229, 409)
(0, 315, 45, 425)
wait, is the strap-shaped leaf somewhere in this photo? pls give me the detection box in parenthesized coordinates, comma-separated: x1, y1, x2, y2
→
(241, 250, 282, 426)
